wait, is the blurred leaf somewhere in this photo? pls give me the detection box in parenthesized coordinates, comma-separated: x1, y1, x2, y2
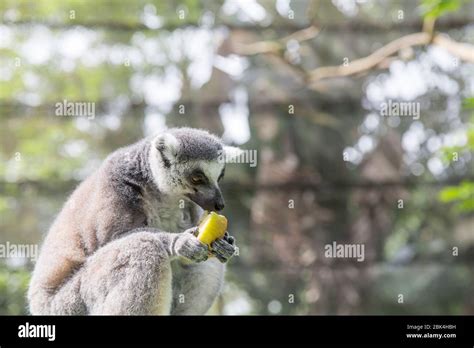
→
(0, 263, 30, 315)
(439, 181, 474, 212)
(463, 97, 474, 109)
(420, 0, 463, 19)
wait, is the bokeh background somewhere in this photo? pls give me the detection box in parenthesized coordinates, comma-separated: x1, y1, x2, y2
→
(0, 0, 473, 315)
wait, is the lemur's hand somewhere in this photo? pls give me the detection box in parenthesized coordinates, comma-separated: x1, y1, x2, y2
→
(210, 232, 237, 263)
(175, 227, 209, 263)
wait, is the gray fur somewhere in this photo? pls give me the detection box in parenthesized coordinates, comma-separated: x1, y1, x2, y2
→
(168, 128, 223, 162)
(28, 128, 239, 315)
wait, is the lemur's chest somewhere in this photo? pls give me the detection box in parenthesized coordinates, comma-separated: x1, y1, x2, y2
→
(142, 190, 195, 233)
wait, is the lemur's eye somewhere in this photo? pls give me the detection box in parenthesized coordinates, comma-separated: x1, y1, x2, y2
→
(190, 173, 206, 185)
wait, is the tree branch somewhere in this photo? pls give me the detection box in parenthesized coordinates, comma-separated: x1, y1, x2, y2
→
(308, 32, 474, 84)
(0, 95, 363, 116)
(3, 17, 473, 33)
(231, 24, 474, 86)
(433, 34, 474, 63)
(233, 25, 321, 56)
(309, 32, 431, 83)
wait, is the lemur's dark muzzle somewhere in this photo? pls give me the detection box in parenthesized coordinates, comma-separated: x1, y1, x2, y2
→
(213, 187, 225, 211)
(186, 186, 225, 212)
(214, 197, 225, 211)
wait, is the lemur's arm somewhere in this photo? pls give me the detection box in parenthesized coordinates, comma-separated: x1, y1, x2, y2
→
(115, 227, 210, 262)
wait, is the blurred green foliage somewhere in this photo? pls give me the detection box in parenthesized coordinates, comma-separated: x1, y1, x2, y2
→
(439, 182, 474, 212)
(0, 263, 30, 315)
(421, 0, 464, 19)
(438, 99, 474, 213)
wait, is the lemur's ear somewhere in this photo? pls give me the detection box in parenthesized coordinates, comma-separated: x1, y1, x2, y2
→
(154, 133, 179, 164)
(222, 145, 244, 161)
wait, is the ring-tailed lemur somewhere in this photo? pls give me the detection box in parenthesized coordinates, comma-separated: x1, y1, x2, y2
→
(28, 127, 241, 315)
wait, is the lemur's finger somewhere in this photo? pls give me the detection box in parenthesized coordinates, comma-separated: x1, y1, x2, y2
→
(223, 231, 235, 245)
(210, 239, 235, 263)
(214, 253, 227, 263)
(175, 232, 209, 263)
(211, 239, 234, 256)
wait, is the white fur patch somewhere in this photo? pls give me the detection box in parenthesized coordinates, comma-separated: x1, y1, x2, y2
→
(149, 145, 168, 192)
(200, 160, 225, 185)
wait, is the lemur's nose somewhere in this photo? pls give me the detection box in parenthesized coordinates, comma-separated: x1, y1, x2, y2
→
(215, 201, 225, 211)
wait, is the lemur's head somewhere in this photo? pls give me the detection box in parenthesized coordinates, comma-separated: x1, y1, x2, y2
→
(149, 127, 242, 212)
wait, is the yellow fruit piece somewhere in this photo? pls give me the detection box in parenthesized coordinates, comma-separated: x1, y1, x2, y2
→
(197, 211, 228, 245)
